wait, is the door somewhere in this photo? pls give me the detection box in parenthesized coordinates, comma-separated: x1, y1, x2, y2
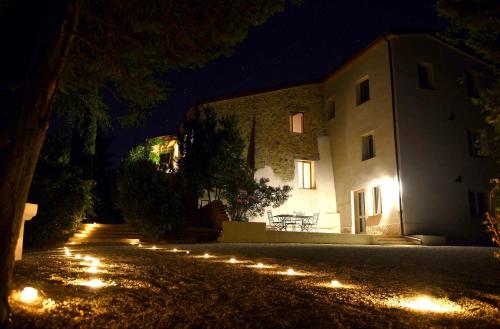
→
(354, 190, 366, 233)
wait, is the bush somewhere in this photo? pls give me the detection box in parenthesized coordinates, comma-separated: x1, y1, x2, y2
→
(25, 160, 94, 246)
(116, 144, 182, 239)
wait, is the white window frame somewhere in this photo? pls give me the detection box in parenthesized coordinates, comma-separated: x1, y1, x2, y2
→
(297, 160, 315, 189)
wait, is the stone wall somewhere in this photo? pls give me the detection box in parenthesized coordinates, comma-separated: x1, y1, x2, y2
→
(203, 84, 325, 181)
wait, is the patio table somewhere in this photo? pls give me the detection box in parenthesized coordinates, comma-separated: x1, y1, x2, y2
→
(275, 214, 313, 231)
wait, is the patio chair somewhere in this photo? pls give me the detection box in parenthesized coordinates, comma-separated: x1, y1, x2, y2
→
(267, 210, 283, 231)
(301, 213, 320, 232)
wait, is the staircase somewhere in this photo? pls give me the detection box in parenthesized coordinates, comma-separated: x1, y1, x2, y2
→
(68, 223, 142, 245)
(373, 235, 422, 246)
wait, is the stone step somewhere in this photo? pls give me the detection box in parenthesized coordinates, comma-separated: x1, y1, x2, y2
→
(75, 229, 139, 235)
(69, 236, 140, 244)
(73, 232, 143, 239)
(374, 235, 421, 245)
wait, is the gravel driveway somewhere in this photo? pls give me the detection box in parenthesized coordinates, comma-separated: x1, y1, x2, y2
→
(10, 243, 500, 328)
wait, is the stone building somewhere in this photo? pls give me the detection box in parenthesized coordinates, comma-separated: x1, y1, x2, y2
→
(192, 32, 496, 240)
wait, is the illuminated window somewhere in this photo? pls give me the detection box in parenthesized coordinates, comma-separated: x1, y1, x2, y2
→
(467, 129, 489, 157)
(373, 186, 382, 215)
(465, 71, 479, 98)
(297, 161, 314, 189)
(417, 62, 435, 90)
(362, 135, 375, 161)
(290, 112, 304, 133)
(356, 78, 370, 105)
(468, 191, 486, 217)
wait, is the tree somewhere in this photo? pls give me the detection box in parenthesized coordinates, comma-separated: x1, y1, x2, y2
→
(178, 108, 291, 221)
(0, 0, 289, 323)
(436, 0, 500, 153)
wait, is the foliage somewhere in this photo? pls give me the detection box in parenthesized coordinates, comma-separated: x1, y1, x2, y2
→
(178, 108, 291, 221)
(178, 108, 248, 201)
(54, 0, 289, 127)
(224, 176, 292, 222)
(485, 179, 500, 250)
(117, 143, 182, 239)
(437, 0, 500, 156)
(25, 135, 95, 246)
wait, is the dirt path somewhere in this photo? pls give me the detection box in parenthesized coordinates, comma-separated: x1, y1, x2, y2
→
(10, 243, 500, 328)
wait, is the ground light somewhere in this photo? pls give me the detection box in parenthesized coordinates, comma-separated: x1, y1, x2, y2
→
(286, 268, 295, 275)
(75, 254, 81, 259)
(87, 266, 98, 274)
(19, 287, 38, 304)
(152, 246, 157, 250)
(204, 253, 210, 258)
(173, 248, 178, 252)
(331, 280, 341, 288)
(396, 295, 462, 313)
(186, 251, 190, 254)
(229, 258, 236, 263)
(257, 263, 264, 268)
(81, 279, 106, 288)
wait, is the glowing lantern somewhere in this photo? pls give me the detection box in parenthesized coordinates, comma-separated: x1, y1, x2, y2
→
(138, 244, 142, 247)
(19, 287, 38, 304)
(204, 253, 210, 258)
(173, 248, 178, 252)
(229, 258, 236, 263)
(152, 246, 157, 250)
(186, 251, 190, 254)
(286, 268, 295, 275)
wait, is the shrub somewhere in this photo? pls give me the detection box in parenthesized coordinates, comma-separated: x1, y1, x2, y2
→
(25, 160, 94, 246)
(117, 144, 182, 239)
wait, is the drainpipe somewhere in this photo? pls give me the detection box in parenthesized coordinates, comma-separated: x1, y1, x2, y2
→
(383, 34, 405, 236)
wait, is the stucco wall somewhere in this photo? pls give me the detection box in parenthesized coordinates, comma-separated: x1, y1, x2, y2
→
(391, 35, 496, 238)
(325, 40, 401, 235)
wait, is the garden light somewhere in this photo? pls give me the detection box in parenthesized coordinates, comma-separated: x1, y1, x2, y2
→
(287, 268, 295, 275)
(152, 246, 157, 250)
(398, 295, 461, 313)
(87, 266, 98, 274)
(19, 287, 38, 304)
(186, 251, 190, 254)
(204, 253, 210, 258)
(173, 248, 178, 252)
(229, 258, 236, 263)
(75, 254, 81, 259)
(82, 279, 105, 288)
(330, 280, 341, 288)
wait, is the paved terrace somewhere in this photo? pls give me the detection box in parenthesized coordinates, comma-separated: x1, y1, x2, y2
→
(10, 243, 500, 328)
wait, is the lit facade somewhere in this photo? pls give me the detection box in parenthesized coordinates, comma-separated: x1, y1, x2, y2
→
(193, 33, 496, 239)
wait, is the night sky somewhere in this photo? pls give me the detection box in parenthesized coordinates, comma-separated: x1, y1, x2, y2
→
(110, 0, 444, 166)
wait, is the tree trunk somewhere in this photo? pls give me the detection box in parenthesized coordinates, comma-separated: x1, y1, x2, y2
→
(0, 1, 80, 325)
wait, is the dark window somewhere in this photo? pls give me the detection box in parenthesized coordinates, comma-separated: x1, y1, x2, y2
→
(469, 191, 487, 217)
(362, 135, 375, 161)
(328, 100, 336, 120)
(465, 71, 479, 98)
(417, 63, 434, 89)
(357, 79, 370, 105)
(373, 186, 382, 215)
(467, 129, 489, 157)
